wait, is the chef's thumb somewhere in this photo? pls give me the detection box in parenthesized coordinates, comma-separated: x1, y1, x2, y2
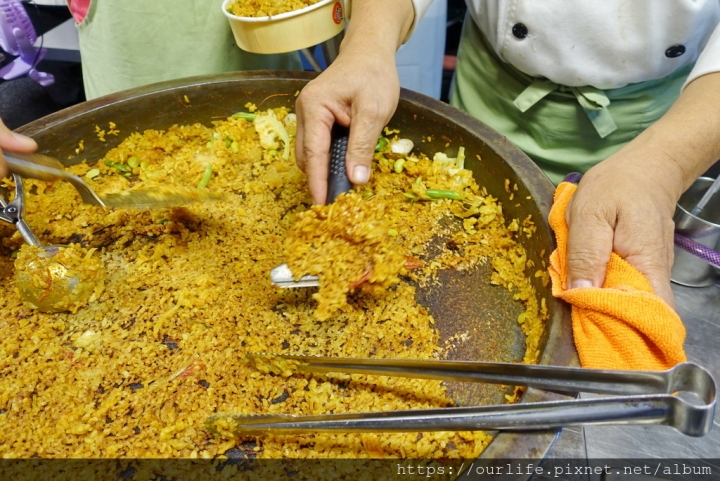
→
(345, 117, 380, 186)
(0, 119, 37, 178)
(565, 209, 614, 290)
(0, 120, 37, 153)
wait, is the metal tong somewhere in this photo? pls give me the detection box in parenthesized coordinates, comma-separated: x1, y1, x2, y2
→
(207, 354, 717, 437)
(270, 124, 351, 288)
(0, 174, 42, 245)
(5, 151, 222, 209)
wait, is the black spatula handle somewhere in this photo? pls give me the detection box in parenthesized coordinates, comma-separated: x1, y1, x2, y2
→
(327, 124, 352, 204)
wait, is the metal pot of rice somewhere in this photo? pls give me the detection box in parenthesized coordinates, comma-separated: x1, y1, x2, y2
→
(3, 71, 575, 476)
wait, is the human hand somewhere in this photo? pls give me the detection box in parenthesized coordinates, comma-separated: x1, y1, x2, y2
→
(564, 70, 720, 308)
(0, 118, 37, 178)
(295, 45, 400, 204)
(295, 0, 414, 205)
(564, 147, 684, 307)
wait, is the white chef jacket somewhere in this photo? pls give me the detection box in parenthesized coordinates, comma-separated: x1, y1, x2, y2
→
(410, 0, 720, 90)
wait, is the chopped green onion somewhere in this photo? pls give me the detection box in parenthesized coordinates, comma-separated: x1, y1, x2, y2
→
(140, 161, 149, 170)
(375, 137, 388, 152)
(85, 168, 101, 180)
(425, 189, 464, 200)
(387, 229, 398, 237)
(156, 218, 168, 225)
(127, 156, 139, 169)
(104, 159, 131, 173)
(230, 141, 240, 154)
(403, 192, 417, 200)
(393, 158, 406, 173)
(268, 149, 277, 157)
(224, 139, 232, 148)
(197, 164, 213, 189)
(232, 112, 257, 122)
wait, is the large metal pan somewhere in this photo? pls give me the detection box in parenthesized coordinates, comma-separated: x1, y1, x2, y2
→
(16, 71, 576, 467)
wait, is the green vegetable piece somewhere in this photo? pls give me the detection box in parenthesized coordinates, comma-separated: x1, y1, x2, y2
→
(156, 218, 168, 225)
(375, 137, 388, 152)
(127, 156, 139, 169)
(232, 112, 257, 122)
(425, 189, 464, 201)
(403, 192, 417, 200)
(104, 159, 130, 173)
(224, 139, 232, 148)
(230, 141, 240, 154)
(85, 168, 101, 180)
(268, 150, 277, 157)
(140, 161, 149, 170)
(197, 164, 213, 189)
(387, 229, 398, 237)
(393, 158, 406, 173)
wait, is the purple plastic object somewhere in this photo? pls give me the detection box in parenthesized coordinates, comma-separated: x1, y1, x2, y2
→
(0, 0, 53, 86)
(562, 172, 583, 184)
(0, 0, 34, 54)
(674, 233, 720, 269)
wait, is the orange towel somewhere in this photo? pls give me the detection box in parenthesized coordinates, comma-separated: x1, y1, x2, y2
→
(548, 182, 687, 370)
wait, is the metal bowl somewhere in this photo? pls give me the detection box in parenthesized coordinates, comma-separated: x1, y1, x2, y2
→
(17, 71, 575, 465)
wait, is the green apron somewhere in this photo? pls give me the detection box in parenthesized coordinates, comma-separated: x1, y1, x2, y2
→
(76, 0, 302, 100)
(450, 16, 693, 185)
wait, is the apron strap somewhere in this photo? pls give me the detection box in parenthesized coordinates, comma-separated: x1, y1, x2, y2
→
(514, 79, 618, 139)
(513, 78, 559, 112)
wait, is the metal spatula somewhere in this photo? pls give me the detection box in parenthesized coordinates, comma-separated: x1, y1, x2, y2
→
(270, 124, 351, 288)
(5, 151, 224, 209)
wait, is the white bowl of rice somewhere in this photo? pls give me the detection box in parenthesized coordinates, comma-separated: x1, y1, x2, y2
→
(222, 0, 347, 54)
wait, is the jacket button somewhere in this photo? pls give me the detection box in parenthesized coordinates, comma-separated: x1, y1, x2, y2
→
(512, 23, 528, 39)
(665, 44, 686, 58)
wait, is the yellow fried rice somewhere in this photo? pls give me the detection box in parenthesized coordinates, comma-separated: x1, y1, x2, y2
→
(227, 0, 321, 17)
(0, 107, 546, 466)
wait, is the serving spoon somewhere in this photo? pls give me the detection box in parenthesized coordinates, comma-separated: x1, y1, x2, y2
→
(5, 151, 224, 209)
(2, 149, 225, 311)
(0, 174, 99, 312)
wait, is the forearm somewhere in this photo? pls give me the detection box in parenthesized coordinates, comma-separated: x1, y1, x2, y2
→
(630, 72, 720, 199)
(340, 0, 415, 56)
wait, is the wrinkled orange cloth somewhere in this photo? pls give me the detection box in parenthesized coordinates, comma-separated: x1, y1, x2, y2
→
(548, 182, 687, 370)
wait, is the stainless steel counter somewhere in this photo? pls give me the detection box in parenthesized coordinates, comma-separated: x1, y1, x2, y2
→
(537, 281, 720, 478)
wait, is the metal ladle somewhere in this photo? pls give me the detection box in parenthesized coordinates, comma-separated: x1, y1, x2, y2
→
(1, 174, 98, 312)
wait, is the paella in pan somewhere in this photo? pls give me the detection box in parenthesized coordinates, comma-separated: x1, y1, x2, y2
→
(0, 74, 570, 475)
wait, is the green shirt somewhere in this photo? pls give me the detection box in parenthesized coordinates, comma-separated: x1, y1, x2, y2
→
(76, 0, 302, 100)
